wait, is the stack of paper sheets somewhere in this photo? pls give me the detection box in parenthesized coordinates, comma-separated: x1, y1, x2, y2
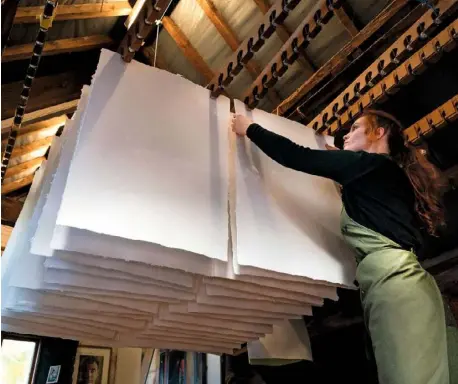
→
(2, 50, 356, 356)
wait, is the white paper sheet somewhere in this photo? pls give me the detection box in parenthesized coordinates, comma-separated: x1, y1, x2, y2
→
(54, 50, 230, 263)
(233, 100, 356, 286)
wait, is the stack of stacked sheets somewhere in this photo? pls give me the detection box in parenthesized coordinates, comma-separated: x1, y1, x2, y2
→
(2, 50, 356, 356)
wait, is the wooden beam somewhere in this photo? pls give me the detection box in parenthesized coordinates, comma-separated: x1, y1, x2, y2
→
(335, 6, 359, 37)
(252, 0, 316, 73)
(2, 115, 66, 149)
(2, 100, 78, 135)
(162, 16, 214, 82)
(1, 224, 13, 250)
(1, 174, 34, 195)
(9, 137, 53, 167)
(404, 95, 458, 145)
(4, 156, 45, 183)
(275, 0, 410, 116)
(1, 197, 23, 223)
(324, 18, 458, 135)
(196, 0, 281, 104)
(14, 2, 132, 24)
(2, 35, 114, 62)
(310, 0, 458, 133)
(2, 72, 85, 120)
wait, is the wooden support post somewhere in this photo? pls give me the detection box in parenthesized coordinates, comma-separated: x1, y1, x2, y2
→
(2, 35, 114, 62)
(162, 16, 215, 82)
(14, 2, 132, 23)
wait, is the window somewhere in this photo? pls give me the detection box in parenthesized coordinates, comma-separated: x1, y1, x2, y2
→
(1, 334, 40, 384)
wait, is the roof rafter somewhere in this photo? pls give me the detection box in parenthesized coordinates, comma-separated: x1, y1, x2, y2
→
(162, 16, 215, 82)
(196, 0, 281, 105)
(252, 0, 316, 73)
(14, 2, 132, 24)
(2, 35, 114, 62)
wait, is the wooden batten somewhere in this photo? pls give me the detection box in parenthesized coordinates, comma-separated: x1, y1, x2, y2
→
(196, 0, 281, 104)
(1, 175, 35, 195)
(162, 16, 215, 82)
(2, 35, 114, 62)
(252, 0, 315, 73)
(1, 115, 66, 150)
(1, 101, 78, 135)
(14, 2, 132, 24)
(4, 157, 46, 183)
(1, 225, 13, 251)
(8, 137, 53, 167)
(275, 0, 410, 115)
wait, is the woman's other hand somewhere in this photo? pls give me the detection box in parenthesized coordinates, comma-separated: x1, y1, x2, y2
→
(231, 114, 253, 136)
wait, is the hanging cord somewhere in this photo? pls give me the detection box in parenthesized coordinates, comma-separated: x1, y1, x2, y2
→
(1, 0, 59, 184)
(151, 0, 174, 68)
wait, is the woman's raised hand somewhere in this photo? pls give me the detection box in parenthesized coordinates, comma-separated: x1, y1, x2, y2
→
(231, 114, 254, 136)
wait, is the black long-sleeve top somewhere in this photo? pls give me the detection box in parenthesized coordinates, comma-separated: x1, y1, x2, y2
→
(247, 123, 423, 252)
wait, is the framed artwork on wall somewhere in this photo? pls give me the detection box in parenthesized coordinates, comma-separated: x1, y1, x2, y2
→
(72, 346, 111, 384)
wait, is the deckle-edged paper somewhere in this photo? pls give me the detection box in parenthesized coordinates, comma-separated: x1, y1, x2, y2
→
(54, 49, 230, 263)
(233, 99, 356, 286)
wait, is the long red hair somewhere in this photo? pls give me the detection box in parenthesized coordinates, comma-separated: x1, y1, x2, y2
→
(361, 110, 445, 235)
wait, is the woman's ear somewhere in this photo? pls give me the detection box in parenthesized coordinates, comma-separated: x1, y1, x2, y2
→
(375, 126, 387, 139)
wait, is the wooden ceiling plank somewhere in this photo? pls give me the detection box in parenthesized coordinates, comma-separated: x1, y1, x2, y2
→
(14, 2, 132, 24)
(4, 156, 45, 183)
(162, 16, 215, 82)
(1, 224, 13, 250)
(275, 0, 410, 116)
(196, 0, 281, 105)
(1, 116, 66, 150)
(2, 35, 114, 62)
(335, 6, 359, 37)
(252, 0, 316, 73)
(1, 174, 34, 195)
(1, 100, 78, 135)
(8, 136, 53, 168)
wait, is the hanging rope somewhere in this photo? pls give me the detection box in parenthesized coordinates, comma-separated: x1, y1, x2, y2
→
(1, 0, 59, 184)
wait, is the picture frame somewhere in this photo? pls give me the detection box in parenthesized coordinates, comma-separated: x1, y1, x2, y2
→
(46, 365, 61, 384)
(72, 346, 111, 384)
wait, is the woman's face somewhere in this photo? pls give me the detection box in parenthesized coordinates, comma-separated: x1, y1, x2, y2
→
(343, 116, 372, 152)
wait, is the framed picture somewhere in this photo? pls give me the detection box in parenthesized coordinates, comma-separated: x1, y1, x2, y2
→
(72, 346, 111, 384)
(46, 365, 61, 383)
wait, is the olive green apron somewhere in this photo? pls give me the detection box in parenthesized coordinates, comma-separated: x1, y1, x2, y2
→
(341, 208, 450, 384)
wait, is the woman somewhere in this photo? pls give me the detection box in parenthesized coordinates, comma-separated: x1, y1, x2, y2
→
(231, 110, 449, 384)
